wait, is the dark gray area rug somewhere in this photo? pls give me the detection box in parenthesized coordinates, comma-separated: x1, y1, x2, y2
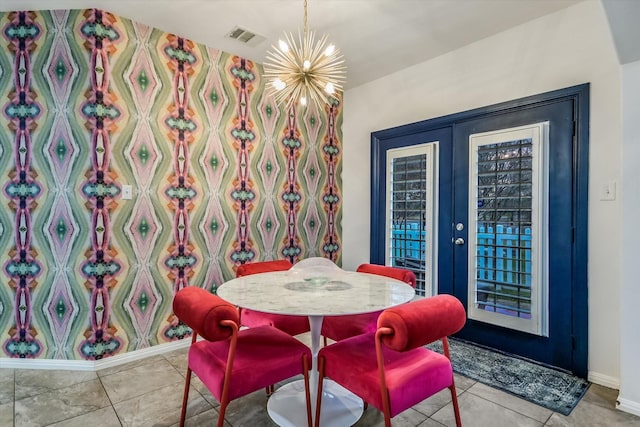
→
(427, 338, 590, 415)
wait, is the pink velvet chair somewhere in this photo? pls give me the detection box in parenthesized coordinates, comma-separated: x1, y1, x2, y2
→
(315, 294, 466, 427)
(321, 264, 416, 343)
(173, 286, 312, 427)
(236, 260, 311, 336)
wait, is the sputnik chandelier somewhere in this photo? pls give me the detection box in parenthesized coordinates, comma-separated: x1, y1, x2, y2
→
(264, 0, 346, 109)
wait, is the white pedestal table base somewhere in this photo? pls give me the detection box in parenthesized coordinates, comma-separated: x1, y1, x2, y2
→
(267, 378, 364, 427)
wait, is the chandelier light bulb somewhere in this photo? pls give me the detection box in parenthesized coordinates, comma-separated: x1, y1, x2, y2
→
(300, 96, 307, 106)
(273, 78, 286, 91)
(325, 82, 335, 95)
(278, 39, 289, 52)
(324, 45, 335, 56)
(303, 59, 311, 71)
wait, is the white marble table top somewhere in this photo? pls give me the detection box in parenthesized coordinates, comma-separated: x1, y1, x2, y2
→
(219, 259, 415, 427)
(217, 266, 416, 316)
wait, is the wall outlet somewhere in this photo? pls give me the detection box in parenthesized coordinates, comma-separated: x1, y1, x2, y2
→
(600, 181, 616, 201)
(122, 184, 133, 200)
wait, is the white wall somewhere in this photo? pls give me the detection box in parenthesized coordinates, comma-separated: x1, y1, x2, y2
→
(342, 0, 622, 386)
(618, 59, 640, 416)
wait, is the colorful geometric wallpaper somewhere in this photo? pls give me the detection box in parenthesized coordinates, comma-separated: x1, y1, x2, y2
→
(0, 9, 342, 360)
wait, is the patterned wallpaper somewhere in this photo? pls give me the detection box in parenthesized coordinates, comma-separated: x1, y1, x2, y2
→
(0, 9, 342, 360)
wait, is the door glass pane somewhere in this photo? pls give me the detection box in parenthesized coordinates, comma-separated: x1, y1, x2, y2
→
(476, 139, 533, 319)
(386, 144, 437, 297)
(390, 154, 426, 293)
(468, 123, 548, 336)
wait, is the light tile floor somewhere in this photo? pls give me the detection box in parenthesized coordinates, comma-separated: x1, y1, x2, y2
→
(2, 336, 640, 427)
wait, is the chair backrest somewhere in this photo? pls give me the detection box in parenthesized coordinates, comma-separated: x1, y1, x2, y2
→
(377, 294, 465, 352)
(173, 287, 240, 342)
(236, 260, 293, 277)
(356, 263, 417, 288)
(290, 257, 342, 274)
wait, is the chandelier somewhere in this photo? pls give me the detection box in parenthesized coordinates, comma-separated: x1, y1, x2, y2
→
(264, 0, 346, 109)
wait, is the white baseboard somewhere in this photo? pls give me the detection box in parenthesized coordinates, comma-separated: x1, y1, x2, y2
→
(617, 397, 640, 417)
(0, 340, 191, 371)
(588, 371, 620, 389)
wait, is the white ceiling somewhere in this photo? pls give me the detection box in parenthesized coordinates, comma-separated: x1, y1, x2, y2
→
(3, 0, 588, 89)
(602, 0, 640, 64)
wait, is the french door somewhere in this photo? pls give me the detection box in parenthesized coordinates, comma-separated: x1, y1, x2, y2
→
(371, 85, 588, 376)
(451, 100, 576, 370)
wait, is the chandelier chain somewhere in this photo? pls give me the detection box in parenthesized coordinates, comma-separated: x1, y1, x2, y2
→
(304, 0, 308, 38)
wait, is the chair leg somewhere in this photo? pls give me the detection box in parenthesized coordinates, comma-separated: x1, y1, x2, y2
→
(449, 383, 462, 427)
(314, 356, 326, 427)
(265, 384, 275, 396)
(217, 402, 228, 427)
(302, 354, 312, 427)
(180, 367, 192, 427)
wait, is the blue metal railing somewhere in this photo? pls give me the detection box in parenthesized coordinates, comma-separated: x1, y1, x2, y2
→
(476, 225, 532, 286)
(390, 224, 532, 287)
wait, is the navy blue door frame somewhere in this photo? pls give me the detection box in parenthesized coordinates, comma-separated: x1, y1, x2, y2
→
(370, 84, 589, 377)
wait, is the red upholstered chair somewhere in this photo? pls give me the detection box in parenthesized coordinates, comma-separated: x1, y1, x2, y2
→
(356, 263, 417, 285)
(236, 260, 311, 336)
(315, 294, 466, 427)
(236, 259, 293, 277)
(173, 287, 312, 427)
(321, 264, 416, 343)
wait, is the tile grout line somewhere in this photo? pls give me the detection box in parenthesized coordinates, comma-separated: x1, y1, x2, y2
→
(16, 371, 119, 427)
(409, 380, 479, 420)
(163, 351, 222, 425)
(543, 409, 555, 425)
(432, 386, 472, 425)
(465, 388, 551, 425)
(96, 373, 124, 426)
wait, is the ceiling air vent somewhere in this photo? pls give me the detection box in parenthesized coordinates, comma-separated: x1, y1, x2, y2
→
(226, 26, 266, 47)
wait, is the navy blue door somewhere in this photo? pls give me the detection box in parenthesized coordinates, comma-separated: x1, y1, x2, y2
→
(449, 99, 578, 372)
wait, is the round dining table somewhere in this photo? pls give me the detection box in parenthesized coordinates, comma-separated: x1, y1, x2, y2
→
(217, 258, 416, 427)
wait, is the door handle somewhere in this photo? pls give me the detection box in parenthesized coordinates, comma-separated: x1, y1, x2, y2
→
(454, 237, 465, 245)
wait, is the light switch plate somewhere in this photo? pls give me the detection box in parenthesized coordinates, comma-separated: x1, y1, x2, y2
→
(122, 184, 133, 200)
